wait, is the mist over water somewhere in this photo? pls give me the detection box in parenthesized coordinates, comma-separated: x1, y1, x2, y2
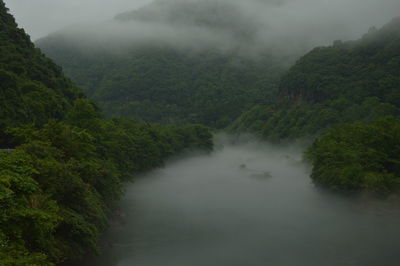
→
(79, 135, 400, 266)
(36, 0, 400, 59)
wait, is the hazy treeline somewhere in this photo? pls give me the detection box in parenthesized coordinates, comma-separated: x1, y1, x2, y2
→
(231, 17, 400, 140)
(35, 0, 400, 129)
(36, 0, 297, 128)
(36, 0, 400, 195)
(37, 43, 285, 128)
(37, 0, 400, 55)
(231, 17, 400, 194)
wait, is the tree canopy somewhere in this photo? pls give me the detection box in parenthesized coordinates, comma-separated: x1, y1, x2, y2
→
(306, 117, 400, 194)
(0, 2, 213, 264)
(230, 17, 400, 142)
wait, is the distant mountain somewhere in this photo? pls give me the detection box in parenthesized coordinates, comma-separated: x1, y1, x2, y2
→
(230, 17, 400, 141)
(115, 0, 260, 42)
(36, 0, 299, 128)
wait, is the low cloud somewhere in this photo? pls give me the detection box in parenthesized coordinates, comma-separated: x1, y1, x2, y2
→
(34, 0, 400, 58)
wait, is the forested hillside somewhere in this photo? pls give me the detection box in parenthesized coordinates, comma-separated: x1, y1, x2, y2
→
(0, 2, 213, 265)
(0, 2, 82, 146)
(230, 17, 400, 141)
(229, 17, 400, 194)
(36, 0, 293, 128)
(37, 44, 283, 128)
(306, 117, 400, 194)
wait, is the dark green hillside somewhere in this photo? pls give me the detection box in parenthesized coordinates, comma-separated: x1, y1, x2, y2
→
(39, 45, 282, 128)
(229, 16, 400, 194)
(36, 0, 290, 128)
(306, 117, 400, 194)
(230, 17, 400, 194)
(0, 2, 213, 265)
(0, 1, 82, 144)
(230, 17, 400, 141)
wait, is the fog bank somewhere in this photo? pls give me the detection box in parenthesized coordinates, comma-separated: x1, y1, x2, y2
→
(73, 135, 400, 266)
(4, 0, 150, 40)
(36, 0, 400, 58)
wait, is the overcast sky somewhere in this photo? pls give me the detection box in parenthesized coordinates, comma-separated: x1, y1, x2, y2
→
(4, 0, 152, 40)
(4, 0, 400, 42)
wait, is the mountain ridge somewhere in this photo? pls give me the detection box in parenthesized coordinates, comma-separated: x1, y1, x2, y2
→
(230, 16, 400, 141)
(36, 0, 292, 128)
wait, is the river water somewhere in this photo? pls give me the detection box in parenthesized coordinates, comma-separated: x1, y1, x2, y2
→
(79, 136, 400, 266)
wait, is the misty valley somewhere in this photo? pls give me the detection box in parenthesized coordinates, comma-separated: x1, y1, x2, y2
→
(1, 0, 400, 265)
(67, 138, 400, 266)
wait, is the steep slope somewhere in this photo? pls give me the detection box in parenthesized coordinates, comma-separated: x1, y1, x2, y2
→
(36, 0, 294, 128)
(230, 17, 400, 194)
(231, 17, 400, 141)
(0, 2, 213, 265)
(0, 1, 82, 145)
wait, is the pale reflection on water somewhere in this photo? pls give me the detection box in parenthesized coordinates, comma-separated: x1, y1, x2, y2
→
(75, 136, 400, 266)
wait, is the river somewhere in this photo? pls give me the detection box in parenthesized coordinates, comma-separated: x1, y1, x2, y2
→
(76, 136, 400, 266)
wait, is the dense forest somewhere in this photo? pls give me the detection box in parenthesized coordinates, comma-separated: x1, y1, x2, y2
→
(35, 0, 400, 195)
(35, 44, 283, 128)
(306, 117, 400, 194)
(3, 0, 400, 263)
(230, 17, 400, 193)
(0, 1, 83, 147)
(0, 2, 213, 265)
(36, 0, 295, 128)
(230, 17, 400, 141)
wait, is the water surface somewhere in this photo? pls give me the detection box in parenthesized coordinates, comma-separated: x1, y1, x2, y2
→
(81, 137, 400, 266)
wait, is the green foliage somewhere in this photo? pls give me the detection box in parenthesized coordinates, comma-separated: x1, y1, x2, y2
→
(0, 2, 214, 265)
(0, 100, 213, 265)
(38, 32, 285, 128)
(0, 0, 83, 147)
(231, 17, 400, 141)
(306, 117, 400, 194)
(0, 149, 59, 265)
(229, 17, 400, 195)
